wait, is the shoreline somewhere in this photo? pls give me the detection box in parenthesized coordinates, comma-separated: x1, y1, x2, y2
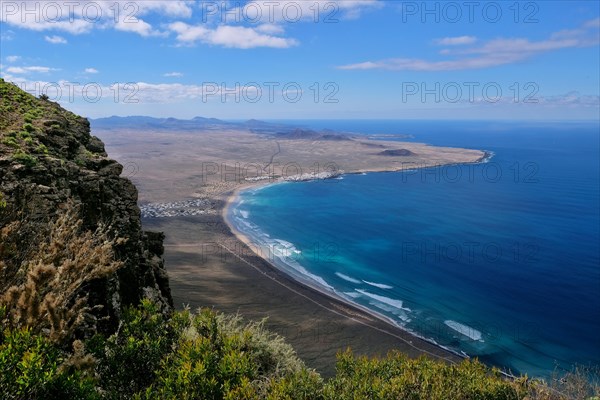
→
(130, 134, 489, 375)
(220, 166, 490, 365)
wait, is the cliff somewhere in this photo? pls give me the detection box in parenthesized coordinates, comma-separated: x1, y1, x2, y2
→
(0, 78, 172, 334)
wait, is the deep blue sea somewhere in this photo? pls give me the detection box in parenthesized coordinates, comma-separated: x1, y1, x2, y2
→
(228, 120, 600, 377)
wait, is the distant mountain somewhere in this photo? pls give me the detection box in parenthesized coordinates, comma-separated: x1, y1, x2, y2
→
(90, 115, 235, 131)
(273, 128, 352, 141)
(90, 116, 354, 141)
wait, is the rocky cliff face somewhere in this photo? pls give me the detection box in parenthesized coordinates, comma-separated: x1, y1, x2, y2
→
(0, 79, 172, 332)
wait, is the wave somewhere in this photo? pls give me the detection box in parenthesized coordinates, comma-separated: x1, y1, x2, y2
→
(273, 239, 302, 256)
(356, 289, 411, 312)
(367, 302, 411, 322)
(239, 210, 249, 219)
(336, 272, 361, 284)
(237, 228, 331, 291)
(363, 280, 393, 289)
(444, 320, 484, 342)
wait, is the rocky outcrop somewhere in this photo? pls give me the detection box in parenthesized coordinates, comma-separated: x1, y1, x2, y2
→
(0, 79, 172, 333)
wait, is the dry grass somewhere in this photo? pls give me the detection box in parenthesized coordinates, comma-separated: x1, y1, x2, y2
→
(1, 201, 123, 343)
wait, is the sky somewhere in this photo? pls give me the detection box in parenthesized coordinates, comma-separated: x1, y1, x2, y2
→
(1, 0, 599, 120)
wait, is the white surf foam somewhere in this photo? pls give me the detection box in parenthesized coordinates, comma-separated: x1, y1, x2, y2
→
(356, 289, 411, 312)
(363, 280, 393, 289)
(272, 239, 302, 257)
(444, 320, 484, 342)
(367, 302, 411, 322)
(239, 210, 249, 219)
(266, 239, 332, 290)
(336, 272, 361, 284)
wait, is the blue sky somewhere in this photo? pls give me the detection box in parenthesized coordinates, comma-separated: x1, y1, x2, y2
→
(1, 0, 599, 120)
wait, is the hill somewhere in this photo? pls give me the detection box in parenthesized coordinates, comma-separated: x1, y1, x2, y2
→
(0, 78, 172, 335)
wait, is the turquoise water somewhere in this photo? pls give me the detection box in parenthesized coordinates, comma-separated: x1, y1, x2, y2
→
(229, 120, 600, 377)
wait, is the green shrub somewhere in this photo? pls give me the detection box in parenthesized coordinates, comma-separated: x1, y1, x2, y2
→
(35, 143, 49, 154)
(2, 136, 19, 148)
(324, 350, 528, 400)
(132, 308, 308, 400)
(0, 328, 99, 400)
(17, 130, 31, 139)
(11, 150, 37, 167)
(0, 298, 595, 400)
(87, 299, 177, 399)
(23, 122, 35, 133)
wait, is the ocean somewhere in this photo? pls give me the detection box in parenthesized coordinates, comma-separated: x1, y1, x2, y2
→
(227, 120, 600, 377)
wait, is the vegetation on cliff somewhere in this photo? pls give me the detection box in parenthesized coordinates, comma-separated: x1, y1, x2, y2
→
(0, 79, 597, 399)
(2, 296, 596, 399)
(0, 78, 172, 337)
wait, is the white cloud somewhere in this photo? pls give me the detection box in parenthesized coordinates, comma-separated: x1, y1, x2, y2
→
(338, 19, 600, 71)
(0, 30, 15, 41)
(0, 0, 378, 47)
(84, 68, 99, 74)
(463, 91, 600, 108)
(538, 91, 600, 107)
(435, 36, 476, 46)
(5, 66, 57, 74)
(210, 25, 297, 48)
(169, 22, 298, 49)
(114, 19, 166, 37)
(6, 55, 21, 63)
(0, 1, 192, 37)
(584, 17, 600, 28)
(45, 35, 67, 44)
(1, 11, 93, 35)
(163, 72, 183, 77)
(135, 1, 194, 18)
(256, 24, 285, 35)
(236, 0, 381, 23)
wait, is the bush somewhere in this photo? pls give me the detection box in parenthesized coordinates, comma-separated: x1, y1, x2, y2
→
(11, 150, 37, 167)
(324, 350, 527, 400)
(35, 143, 49, 154)
(0, 328, 99, 400)
(22, 123, 35, 133)
(1, 299, 597, 399)
(2, 136, 19, 148)
(17, 130, 31, 139)
(87, 299, 177, 399)
(132, 308, 308, 400)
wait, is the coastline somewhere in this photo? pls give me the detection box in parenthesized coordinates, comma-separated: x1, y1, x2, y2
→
(220, 170, 479, 365)
(121, 128, 488, 375)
